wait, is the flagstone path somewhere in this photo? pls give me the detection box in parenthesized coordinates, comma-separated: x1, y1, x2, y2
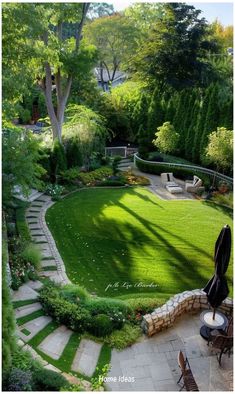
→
(72, 339, 102, 377)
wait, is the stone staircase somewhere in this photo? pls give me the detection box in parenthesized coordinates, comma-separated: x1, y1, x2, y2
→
(118, 157, 133, 171)
(13, 281, 99, 388)
(13, 187, 44, 202)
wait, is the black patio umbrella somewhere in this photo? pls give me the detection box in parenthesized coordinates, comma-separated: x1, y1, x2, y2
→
(203, 224, 231, 319)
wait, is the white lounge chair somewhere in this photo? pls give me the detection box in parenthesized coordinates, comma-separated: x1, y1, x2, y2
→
(161, 172, 183, 194)
(185, 176, 204, 193)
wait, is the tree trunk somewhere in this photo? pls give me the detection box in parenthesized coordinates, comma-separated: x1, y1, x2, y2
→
(41, 3, 90, 142)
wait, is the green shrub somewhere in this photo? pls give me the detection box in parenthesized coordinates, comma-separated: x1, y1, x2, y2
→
(39, 286, 91, 333)
(45, 183, 64, 200)
(125, 297, 165, 315)
(78, 167, 113, 185)
(7, 222, 16, 237)
(65, 137, 83, 169)
(15, 207, 31, 241)
(59, 167, 80, 184)
(32, 368, 68, 391)
(50, 139, 67, 180)
(90, 314, 113, 337)
(21, 243, 42, 270)
(20, 108, 31, 124)
(60, 284, 89, 302)
(104, 323, 142, 349)
(112, 156, 122, 175)
(7, 368, 32, 391)
(12, 349, 35, 371)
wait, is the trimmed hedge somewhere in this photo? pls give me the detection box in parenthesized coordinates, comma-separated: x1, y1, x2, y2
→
(135, 158, 213, 190)
(78, 167, 113, 185)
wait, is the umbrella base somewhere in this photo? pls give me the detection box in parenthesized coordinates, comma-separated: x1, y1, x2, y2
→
(200, 325, 212, 340)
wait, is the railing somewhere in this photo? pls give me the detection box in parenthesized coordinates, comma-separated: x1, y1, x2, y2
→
(134, 153, 233, 186)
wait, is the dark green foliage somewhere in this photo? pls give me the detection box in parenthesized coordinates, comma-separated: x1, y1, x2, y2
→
(7, 368, 32, 391)
(90, 314, 113, 337)
(65, 137, 83, 168)
(39, 286, 91, 333)
(15, 207, 31, 241)
(147, 87, 165, 144)
(112, 156, 122, 175)
(32, 368, 68, 391)
(2, 238, 17, 373)
(138, 124, 150, 158)
(50, 138, 67, 181)
(200, 83, 220, 158)
(98, 180, 125, 187)
(84, 297, 131, 318)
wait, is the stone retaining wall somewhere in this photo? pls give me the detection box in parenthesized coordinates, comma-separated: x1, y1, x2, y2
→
(141, 289, 233, 336)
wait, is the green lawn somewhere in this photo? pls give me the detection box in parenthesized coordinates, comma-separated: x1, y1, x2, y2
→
(46, 188, 233, 299)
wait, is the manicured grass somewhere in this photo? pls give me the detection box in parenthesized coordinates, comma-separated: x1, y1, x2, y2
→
(42, 265, 58, 271)
(13, 299, 38, 308)
(17, 310, 45, 326)
(92, 344, 112, 379)
(46, 188, 233, 299)
(28, 321, 59, 347)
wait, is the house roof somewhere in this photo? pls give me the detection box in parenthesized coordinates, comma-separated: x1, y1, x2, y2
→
(94, 67, 126, 83)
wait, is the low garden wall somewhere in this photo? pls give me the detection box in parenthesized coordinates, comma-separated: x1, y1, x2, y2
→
(141, 289, 233, 336)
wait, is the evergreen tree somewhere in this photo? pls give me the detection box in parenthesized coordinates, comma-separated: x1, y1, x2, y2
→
(200, 83, 220, 159)
(66, 137, 83, 168)
(147, 88, 165, 148)
(50, 138, 67, 182)
(165, 96, 176, 123)
(185, 98, 200, 160)
(138, 124, 150, 158)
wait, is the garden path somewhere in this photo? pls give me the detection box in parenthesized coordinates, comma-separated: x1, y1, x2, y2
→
(12, 280, 93, 389)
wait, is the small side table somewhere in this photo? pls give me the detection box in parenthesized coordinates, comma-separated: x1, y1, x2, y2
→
(200, 310, 228, 340)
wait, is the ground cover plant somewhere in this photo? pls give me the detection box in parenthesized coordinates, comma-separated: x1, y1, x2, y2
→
(46, 187, 233, 299)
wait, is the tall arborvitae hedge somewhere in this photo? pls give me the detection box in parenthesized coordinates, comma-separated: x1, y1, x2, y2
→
(2, 229, 17, 378)
(147, 87, 165, 146)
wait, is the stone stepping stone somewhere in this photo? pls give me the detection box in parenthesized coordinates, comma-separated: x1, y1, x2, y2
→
(15, 302, 42, 318)
(27, 220, 40, 226)
(12, 284, 39, 301)
(30, 230, 45, 236)
(28, 208, 42, 212)
(18, 316, 52, 342)
(39, 245, 52, 253)
(28, 224, 42, 230)
(38, 325, 73, 360)
(32, 235, 48, 243)
(41, 260, 57, 268)
(71, 339, 102, 377)
(41, 251, 54, 259)
(27, 280, 43, 290)
(39, 272, 62, 284)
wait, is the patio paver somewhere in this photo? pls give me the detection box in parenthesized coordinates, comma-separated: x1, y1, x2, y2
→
(106, 312, 233, 392)
(18, 315, 52, 341)
(38, 325, 72, 360)
(71, 339, 102, 377)
(15, 302, 42, 318)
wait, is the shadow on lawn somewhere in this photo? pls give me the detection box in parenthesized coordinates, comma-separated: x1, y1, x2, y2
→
(48, 188, 228, 298)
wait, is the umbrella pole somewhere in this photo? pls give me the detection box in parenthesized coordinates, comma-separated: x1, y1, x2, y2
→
(213, 308, 216, 320)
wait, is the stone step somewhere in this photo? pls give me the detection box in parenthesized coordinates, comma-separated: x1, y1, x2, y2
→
(71, 339, 102, 377)
(38, 325, 73, 360)
(32, 235, 48, 243)
(30, 230, 45, 236)
(15, 302, 42, 319)
(27, 280, 43, 291)
(18, 316, 52, 342)
(12, 284, 39, 302)
(41, 260, 57, 268)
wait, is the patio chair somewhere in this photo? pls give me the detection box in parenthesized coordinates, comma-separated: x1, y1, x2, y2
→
(207, 316, 233, 345)
(161, 173, 183, 194)
(161, 172, 175, 186)
(177, 350, 199, 391)
(209, 333, 233, 365)
(185, 176, 204, 193)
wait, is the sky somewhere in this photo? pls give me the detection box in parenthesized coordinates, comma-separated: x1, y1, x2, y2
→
(111, 1, 233, 26)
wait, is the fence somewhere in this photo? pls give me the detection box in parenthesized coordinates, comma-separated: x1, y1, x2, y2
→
(105, 146, 138, 158)
(134, 153, 233, 187)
